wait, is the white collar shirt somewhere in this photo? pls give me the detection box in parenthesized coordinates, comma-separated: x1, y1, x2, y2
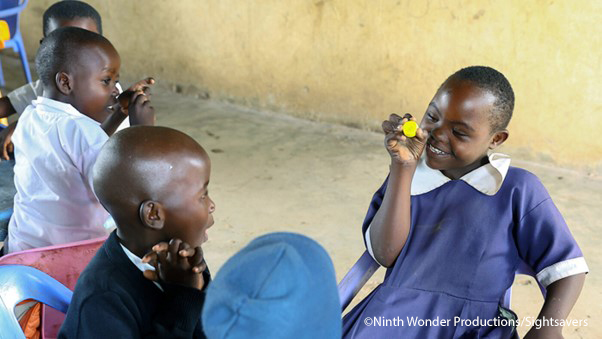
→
(120, 243, 163, 291)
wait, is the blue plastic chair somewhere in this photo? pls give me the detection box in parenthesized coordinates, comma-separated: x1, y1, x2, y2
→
(0, 265, 72, 339)
(338, 250, 547, 312)
(0, 0, 32, 88)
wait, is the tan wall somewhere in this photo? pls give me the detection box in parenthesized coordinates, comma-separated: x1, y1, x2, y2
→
(17, 0, 602, 172)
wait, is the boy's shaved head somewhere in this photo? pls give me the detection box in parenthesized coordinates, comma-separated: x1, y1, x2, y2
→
(43, 1, 102, 36)
(35, 26, 115, 87)
(444, 66, 514, 132)
(93, 126, 210, 231)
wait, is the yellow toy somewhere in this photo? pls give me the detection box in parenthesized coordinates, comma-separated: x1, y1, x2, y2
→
(0, 89, 7, 127)
(402, 120, 418, 138)
(0, 20, 9, 49)
(1, 21, 11, 126)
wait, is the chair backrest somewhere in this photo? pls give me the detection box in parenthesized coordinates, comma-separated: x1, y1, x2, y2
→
(0, 0, 28, 38)
(0, 265, 72, 339)
(338, 250, 547, 312)
(0, 236, 106, 289)
(338, 251, 380, 311)
(0, 236, 107, 338)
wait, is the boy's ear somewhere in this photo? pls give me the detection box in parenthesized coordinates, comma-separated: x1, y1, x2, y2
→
(55, 71, 73, 95)
(138, 200, 165, 230)
(489, 129, 509, 150)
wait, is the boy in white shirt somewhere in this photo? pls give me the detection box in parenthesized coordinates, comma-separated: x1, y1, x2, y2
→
(5, 27, 154, 253)
(0, 1, 149, 160)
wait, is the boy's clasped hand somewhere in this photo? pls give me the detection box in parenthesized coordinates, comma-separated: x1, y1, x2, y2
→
(142, 238, 207, 290)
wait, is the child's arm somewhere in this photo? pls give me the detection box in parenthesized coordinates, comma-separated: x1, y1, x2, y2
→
(0, 120, 16, 160)
(0, 96, 16, 118)
(514, 177, 589, 338)
(369, 114, 427, 267)
(101, 78, 156, 135)
(100, 107, 128, 136)
(524, 273, 586, 339)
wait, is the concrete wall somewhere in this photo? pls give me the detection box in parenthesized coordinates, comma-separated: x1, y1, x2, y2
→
(16, 0, 602, 172)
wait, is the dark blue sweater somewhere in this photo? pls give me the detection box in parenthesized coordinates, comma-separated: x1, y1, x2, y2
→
(59, 231, 210, 338)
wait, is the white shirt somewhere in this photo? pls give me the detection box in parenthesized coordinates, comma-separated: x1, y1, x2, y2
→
(7, 80, 129, 131)
(7, 97, 110, 253)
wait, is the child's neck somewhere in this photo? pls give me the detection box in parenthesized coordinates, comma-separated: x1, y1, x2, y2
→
(43, 88, 73, 107)
(440, 155, 489, 180)
(116, 228, 157, 258)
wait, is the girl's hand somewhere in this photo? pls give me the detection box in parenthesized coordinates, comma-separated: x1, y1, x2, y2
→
(382, 113, 427, 166)
(141, 239, 206, 290)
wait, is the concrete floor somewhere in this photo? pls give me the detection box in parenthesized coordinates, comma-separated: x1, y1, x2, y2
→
(1, 55, 600, 338)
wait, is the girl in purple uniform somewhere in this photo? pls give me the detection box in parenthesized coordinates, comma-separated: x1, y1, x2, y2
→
(342, 66, 588, 339)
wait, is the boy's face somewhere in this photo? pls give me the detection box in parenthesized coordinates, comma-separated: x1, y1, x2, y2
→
(69, 42, 120, 123)
(162, 153, 216, 248)
(420, 79, 497, 178)
(47, 17, 100, 35)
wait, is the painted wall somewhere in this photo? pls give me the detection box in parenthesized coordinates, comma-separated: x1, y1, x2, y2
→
(16, 0, 602, 172)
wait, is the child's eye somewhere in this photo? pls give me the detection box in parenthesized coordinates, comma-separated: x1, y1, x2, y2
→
(101, 79, 111, 85)
(453, 129, 468, 138)
(426, 113, 438, 122)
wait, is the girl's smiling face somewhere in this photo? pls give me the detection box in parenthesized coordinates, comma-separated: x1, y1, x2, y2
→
(420, 79, 508, 180)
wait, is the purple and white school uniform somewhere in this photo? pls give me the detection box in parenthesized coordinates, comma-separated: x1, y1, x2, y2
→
(342, 153, 588, 338)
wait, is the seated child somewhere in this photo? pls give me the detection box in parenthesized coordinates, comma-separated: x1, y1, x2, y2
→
(342, 66, 588, 338)
(202, 232, 341, 338)
(0, 0, 151, 160)
(5, 27, 154, 253)
(59, 126, 215, 338)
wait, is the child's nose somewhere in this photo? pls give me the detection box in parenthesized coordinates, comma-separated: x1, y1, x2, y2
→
(111, 85, 119, 97)
(208, 198, 216, 213)
(430, 125, 446, 141)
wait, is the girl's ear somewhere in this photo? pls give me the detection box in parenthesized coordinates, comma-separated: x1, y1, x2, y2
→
(55, 71, 72, 96)
(489, 129, 509, 150)
(138, 200, 165, 230)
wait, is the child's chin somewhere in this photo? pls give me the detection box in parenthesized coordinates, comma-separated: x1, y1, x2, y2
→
(425, 156, 444, 169)
(201, 230, 209, 243)
(90, 110, 111, 124)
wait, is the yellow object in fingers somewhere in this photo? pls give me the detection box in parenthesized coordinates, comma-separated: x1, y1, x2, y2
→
(0, 89, 7, 127)
(402, 120, 418, 138)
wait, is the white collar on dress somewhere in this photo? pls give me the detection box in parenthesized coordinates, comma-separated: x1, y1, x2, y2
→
(411, 152, 511, 196)
(32, 96, 101, 125)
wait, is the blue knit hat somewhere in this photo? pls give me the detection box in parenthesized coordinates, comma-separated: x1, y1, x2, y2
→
(202, 232, 341, 338)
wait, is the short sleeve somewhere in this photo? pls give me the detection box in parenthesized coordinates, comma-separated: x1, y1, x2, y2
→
(516, 198, 589, 287)
(6, 80, 42, 115)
